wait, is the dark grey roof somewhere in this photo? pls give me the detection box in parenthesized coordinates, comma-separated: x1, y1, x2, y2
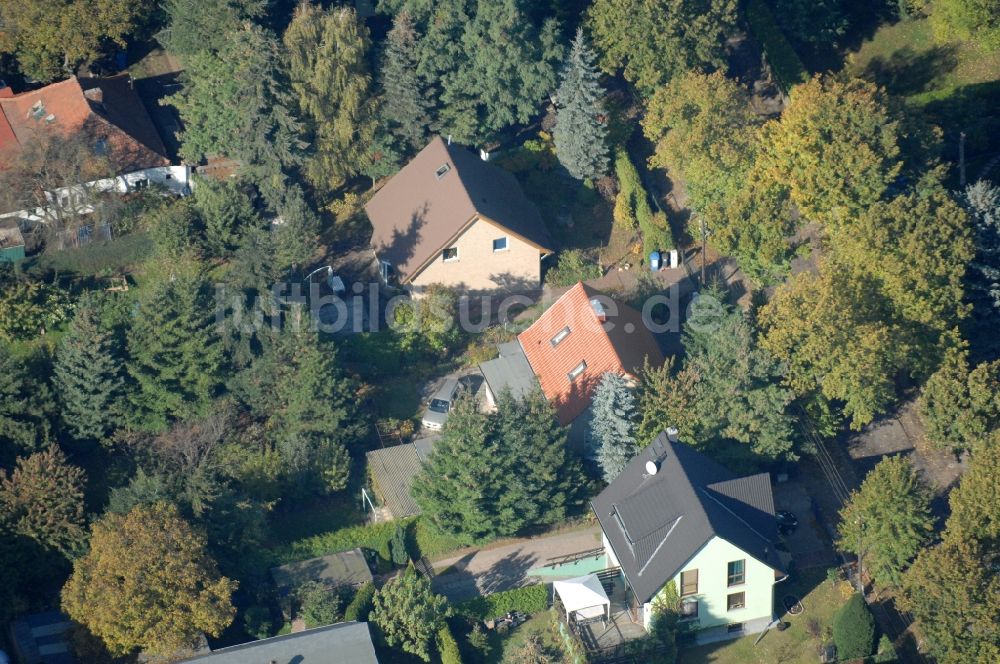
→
(179, 622, 379, 664)
(479, 341, 539, 400)
(271, 549, 373, 596)
(591, 433, 782, 604)
(366, 437, 437, 518)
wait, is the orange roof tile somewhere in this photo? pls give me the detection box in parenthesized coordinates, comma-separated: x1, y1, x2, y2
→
(518, 282, 666, 425)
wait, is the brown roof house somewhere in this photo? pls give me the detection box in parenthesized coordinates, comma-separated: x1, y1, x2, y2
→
(0, 76, 190, 223)
(365, 137, 553, 294)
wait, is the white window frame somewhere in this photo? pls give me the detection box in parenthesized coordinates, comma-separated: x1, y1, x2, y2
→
(492, 236, 508, 252)
(442, 247, 459, 262)
(567, 360, 587, 382)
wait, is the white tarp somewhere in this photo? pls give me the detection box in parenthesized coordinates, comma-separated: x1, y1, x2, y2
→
(553, 574, 611, 622)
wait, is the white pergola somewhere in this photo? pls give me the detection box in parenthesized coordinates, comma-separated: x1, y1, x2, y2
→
(553, 574, 611, 624)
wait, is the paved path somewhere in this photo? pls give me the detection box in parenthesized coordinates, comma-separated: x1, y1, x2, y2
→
(430, 525, 602, 602)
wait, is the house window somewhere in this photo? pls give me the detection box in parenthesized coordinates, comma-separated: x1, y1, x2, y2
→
(727, 560, 745, 587)
(567, 361, 587, 382)
(133, 178, 149, 190)
(727, 623, 744, 634)
(727, 592, 745, 611)
(550, 326, 571, 347)
(680, 569, 698, 596)
(94, 138, 108, 156)
(442, 247, 459, 262)
(679, 599, 698, 619)
(435, 163, 451, 179)
(493, 237, 508, 252)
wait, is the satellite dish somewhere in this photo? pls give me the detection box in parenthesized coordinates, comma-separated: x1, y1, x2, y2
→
(645, 460, 659, 475)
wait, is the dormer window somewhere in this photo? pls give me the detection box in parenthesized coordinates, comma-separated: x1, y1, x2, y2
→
(550, 326, 570, 347)
(567, 360, 587, 382)
(435, 163, 451, 179)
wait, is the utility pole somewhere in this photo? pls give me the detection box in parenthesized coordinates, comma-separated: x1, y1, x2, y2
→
(959, 131, 967, 187)
(700, 215, 707, 286)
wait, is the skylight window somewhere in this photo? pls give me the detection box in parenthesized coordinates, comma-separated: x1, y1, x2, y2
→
(435, 163, 451, 179)
(550, 326, 571, 347)
(567, 360, 587, 382)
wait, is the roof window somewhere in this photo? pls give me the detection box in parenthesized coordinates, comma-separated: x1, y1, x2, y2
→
(435, 163, 451, 179)
(550, 326, 571, 347)
(567, 360, 587, 382)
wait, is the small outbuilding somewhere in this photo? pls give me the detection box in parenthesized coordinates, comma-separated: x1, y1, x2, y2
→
(365, 437, 436, 520)
(270, 548, 374, 617)
(0, 221, 25, 262)
(553, 574, 611, 626)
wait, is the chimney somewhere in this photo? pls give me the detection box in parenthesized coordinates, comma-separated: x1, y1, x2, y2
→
(666, 427, 679, 443)
(479, 148, 490, 161)
(589, 297, 606, 323)
(84, 87, 104, 104)
(0, 81, 13, 99)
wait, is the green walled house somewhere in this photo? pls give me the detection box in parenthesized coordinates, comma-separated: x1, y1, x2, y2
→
(592, 429, 788, 644)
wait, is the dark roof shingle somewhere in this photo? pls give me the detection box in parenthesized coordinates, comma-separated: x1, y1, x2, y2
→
(592, 433, 782, 604)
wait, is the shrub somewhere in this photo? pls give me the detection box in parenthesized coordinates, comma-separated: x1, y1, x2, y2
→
(243, 606, 274, 640)
(832, 594, 876, 661)
(466, 622, 491, 659)
(412, 516, 466, 559)
(745, 0, 809, 93)
(455, 583, 549, 620)
(390, 524, 410, 565)
(544, 249, 602, 287)
(297, 582, 342, 628)
(614, 150, 673, 259)
(344, 582, 376, 622)
(436, 624, 463, 664)
(874, 633, 897, 663)
(282, 519, 403, 565)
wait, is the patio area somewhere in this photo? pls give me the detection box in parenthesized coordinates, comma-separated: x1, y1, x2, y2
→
(572, 574, 648, 651)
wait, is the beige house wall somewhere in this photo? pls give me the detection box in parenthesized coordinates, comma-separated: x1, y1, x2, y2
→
(410, 216, 544, 294)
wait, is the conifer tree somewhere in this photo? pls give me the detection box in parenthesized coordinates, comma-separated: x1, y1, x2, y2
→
(0, 350, 55, 453)
(54, 297, 125, 442)
(554, 29, 609, 181)
(962, 180, 1000, 322)
(192, 177, 260, 258)
(379, 11, 432, 151)
(127, 274, 224, 431)
(0, 447, 87, 558)
(284, 2, 377, 195)
(590, 372, 640, 482)
(372, 566, 447, 662)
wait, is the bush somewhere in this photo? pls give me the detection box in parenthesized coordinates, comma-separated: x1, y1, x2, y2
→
(412, 516, 467, 559)
(465, 622, 491, 659)
(614, 150, 672, 259)
(25, 231, 155, 277)
(436, 624, 463, 664)
(832, 594, 876, 661)
(243, 605, 274, 640)
(745, 0, 809, 93)
(455, 583, 549, 620)
(344, 582, 376, 622)
(297, 582, 342, 628)
(283, 519, 402, 565)
(544, 249, 602, 287)
(390, 524, 410, 566)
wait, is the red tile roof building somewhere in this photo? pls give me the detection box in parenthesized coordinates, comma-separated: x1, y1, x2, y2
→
(518, 282, 666, 426)
(0, 75, 167, 173)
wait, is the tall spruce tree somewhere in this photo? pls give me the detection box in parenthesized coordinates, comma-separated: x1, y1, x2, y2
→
(591, 373, 641, 482)
(554, 28, 609, 181)
(160, 0, 268, 58)
(127, 274, 224, 431)
(0, 350, 55, 454)
(53, 297, 125, 442)
(192, 177, 260, 258)
(962, 180, 1000, 324)
(284, 2, 377, 196)
(379, 11, 432, 151)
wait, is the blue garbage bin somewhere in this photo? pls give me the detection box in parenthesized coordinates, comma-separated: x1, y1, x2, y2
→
(649, 251, 661, 271)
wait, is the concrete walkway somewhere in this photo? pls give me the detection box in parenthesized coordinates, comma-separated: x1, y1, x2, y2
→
(430, 525, 603, 602)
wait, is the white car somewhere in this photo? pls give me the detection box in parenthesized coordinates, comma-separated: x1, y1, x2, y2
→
(421, 377, 461, 430)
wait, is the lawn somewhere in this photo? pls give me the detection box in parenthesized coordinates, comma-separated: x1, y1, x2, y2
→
(479, 609, 571, 664)
(678, 567, 852, 664)
(845, 17, 1000, 181)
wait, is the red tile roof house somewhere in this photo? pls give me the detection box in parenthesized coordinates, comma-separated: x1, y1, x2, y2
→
(515, 282, 666, 454)
(0, 76, 191, 224)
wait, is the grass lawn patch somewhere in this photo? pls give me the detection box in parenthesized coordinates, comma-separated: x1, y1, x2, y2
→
(845, 17, 1000, 179)
(678, 566, 853, 664)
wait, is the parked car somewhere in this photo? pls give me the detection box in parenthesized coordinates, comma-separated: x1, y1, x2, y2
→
(776, 510, 799, 535)
(421, 377, 461, 430)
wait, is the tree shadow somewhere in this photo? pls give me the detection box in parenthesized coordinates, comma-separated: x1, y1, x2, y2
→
(861, 45, 959, 97)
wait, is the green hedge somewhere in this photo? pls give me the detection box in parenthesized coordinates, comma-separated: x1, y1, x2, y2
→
(455, 583, 550, 621)
(614, 150, 673, 259)
(281, 519, 406, 565)
(745, 0, 809, 93)
(832, 594, 876, 661)
(344, 582, 376, 622)
(436, 624, 463, 664)
(24, 231, 154, 277)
